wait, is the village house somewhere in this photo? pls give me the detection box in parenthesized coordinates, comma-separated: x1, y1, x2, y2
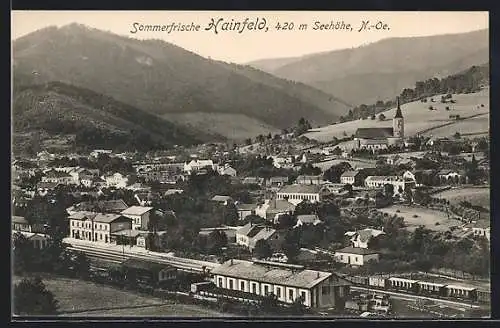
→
(344, 228, 385, 249)
(184, 159, 215, 174)
(340, 171, 359, 185)
(102, 172, 129, 189)
(41, 169, 74, 185)
(217, 164, 237, 177)
(255, 198, 296, 222)
(271, 156, 294, 169)
(120, 206, 155, 230)
(68, 212, 132, 243)
(12, 230, 50, 250)
(402, 170, 416, 182)
(164, 189, 184, 197)
(469, 221, 490, 241)
(12, 216, 32, 232)
(334, 247, 380, 266)
(296, 175, 324, 185)
(211, 259, 351, 309)
(90, 149, 112, 158)
(364, 176, 416, 195)
(242, 176, 265, 185)
(211, 195, 234, 206)
(125, 183, 151, 192)
(437, 170, 465, 185)
(36, 182, 61, 196)
(236, 223, 283, 251)
(266, 176, 289, 189)
(236, 203, 258, 220)
(276, 184, 329, 206)
(294, 214, 322, 228)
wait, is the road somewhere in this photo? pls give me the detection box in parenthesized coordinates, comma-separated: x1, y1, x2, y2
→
(350, 286, 480, 308)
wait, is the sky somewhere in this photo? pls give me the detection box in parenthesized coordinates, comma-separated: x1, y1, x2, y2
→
(11, 11, 488, 63)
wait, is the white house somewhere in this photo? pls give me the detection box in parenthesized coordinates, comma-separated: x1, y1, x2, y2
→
(255, 198, 296, 222)
(340, 171, 359, 185)
(184, 160, 215, 174)
(211, 259, 351, 308)
(236, 203, 258, 220)
(296, 175, 324, 185)
(334, 247, 380, 266)
(469, 221, 490, 241)
(344, 228, 385, 249)
(69, 212, 132, 243)
(364, 176, 416, 196)
(102, 172, 129, 189)
(271, 156, 294, 169)
(294, 214, 322, 228)
(121, 206, 154, 230)
(12, 231, 50, 250)
(402, 170, 416, 182)
(276, 184, 328, 206)
(41, 169, 74, 185)
(218, 164, 237, 177)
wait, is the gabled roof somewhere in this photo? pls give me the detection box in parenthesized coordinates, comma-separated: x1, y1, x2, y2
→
(250, 226, 277, 242)
(12, 216, 29, 225)
(211, 259, 346, 289)
(45, 169, 72, 178)
(211, 195, 233, 202)
(94, 213, 129, 224)
(267, 199, 296, 212)
(72, 199, 129, 213)
(37, 182, 61, 189)
(296, 214, 322, 225)
(341, 170, 359, 178)
(355, 128, 394, 139)
(121, 206, 154, 216)
(68, 211, 97, 220)
(236, 223, 263, 237)
(336, 246, 379, 255)
(277, 184, 323, 194)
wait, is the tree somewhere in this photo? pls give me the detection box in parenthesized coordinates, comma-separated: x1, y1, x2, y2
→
(13, 232, 35, 274)
(384, 184, 394, 198)
(277, 214, 295, 229)
(260, 293, 279, 313)
(254, 239, 273, 259)
(282, 230, 300, 262)
(378, 113, 386, 121)
(454, 132, 461, 139)
(14, 276, 59, 315)
(72, 251, 91, 278)
(208, 230, 228, 253)
(371, 114, 376, 120)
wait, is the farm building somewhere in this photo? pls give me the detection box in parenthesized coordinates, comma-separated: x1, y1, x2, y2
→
(334, 247, 380, 266)
(211, 259, 351, 309)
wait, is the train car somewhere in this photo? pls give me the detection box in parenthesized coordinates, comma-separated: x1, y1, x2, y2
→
(476, 289, 491, 304)
(444, 284, 477, 301)
(416, 281, 446, 297)
(350, 276, 369, 286)
(368, 276, 386, 289)
(387, 277, 419, 293)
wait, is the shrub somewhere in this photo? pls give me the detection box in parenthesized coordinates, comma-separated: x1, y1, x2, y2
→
(413, 214, 419, 218)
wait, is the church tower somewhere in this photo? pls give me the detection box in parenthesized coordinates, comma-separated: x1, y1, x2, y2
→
(393, 97, 404, 138)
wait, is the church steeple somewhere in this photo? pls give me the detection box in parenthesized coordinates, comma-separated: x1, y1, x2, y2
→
(394, 97, 403, 119)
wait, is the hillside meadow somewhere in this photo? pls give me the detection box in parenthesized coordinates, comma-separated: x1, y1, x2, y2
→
(304, 88, 489, 143)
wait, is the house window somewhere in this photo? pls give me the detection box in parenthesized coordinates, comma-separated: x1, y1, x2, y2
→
(218, 278, 223, 287)
(252, 283, 257, 294)
(289, 289, 294, 300)
(240, 281, 245, 291)
(276, 287, 281, 298)
(100, 234, 102, 240)
(264, 285, 269, 295)
(229, 279, 234, 290)
(301, 291, 306, 302)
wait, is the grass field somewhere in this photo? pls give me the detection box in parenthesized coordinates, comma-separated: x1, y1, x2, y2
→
(433, 187, 490, 210)
(163, 112, 280, 141)
(378, 205, 463, 232)
(304, 88, 489, 142)
(13, 274, 228, 317)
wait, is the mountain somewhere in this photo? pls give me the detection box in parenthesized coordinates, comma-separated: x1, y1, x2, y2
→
(12, 24, 350, 141)
(12, 81, 204, 153)
(247, 29, 489, 106)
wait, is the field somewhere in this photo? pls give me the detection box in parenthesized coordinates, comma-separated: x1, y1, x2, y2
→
(12, 274, 228, 317)
(313, 157, 377, 171)
(378, 205, 463, 232)
(304, 88, 489, 142)
(163, 112, 280, 141)
(433, 187, 490, 210)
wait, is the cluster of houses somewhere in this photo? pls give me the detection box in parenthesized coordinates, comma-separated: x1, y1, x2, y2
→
(67, 200, 169, 249)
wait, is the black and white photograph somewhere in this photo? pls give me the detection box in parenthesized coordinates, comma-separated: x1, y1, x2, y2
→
(11, 10, 490, 319)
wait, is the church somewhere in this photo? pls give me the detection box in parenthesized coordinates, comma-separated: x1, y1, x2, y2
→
(353, 97, 405, 151)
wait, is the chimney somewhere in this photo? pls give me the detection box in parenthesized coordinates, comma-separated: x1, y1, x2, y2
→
(317, 272, 320, 279)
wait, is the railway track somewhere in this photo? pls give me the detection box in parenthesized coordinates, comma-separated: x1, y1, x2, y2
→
(66, 242, 220, 273)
